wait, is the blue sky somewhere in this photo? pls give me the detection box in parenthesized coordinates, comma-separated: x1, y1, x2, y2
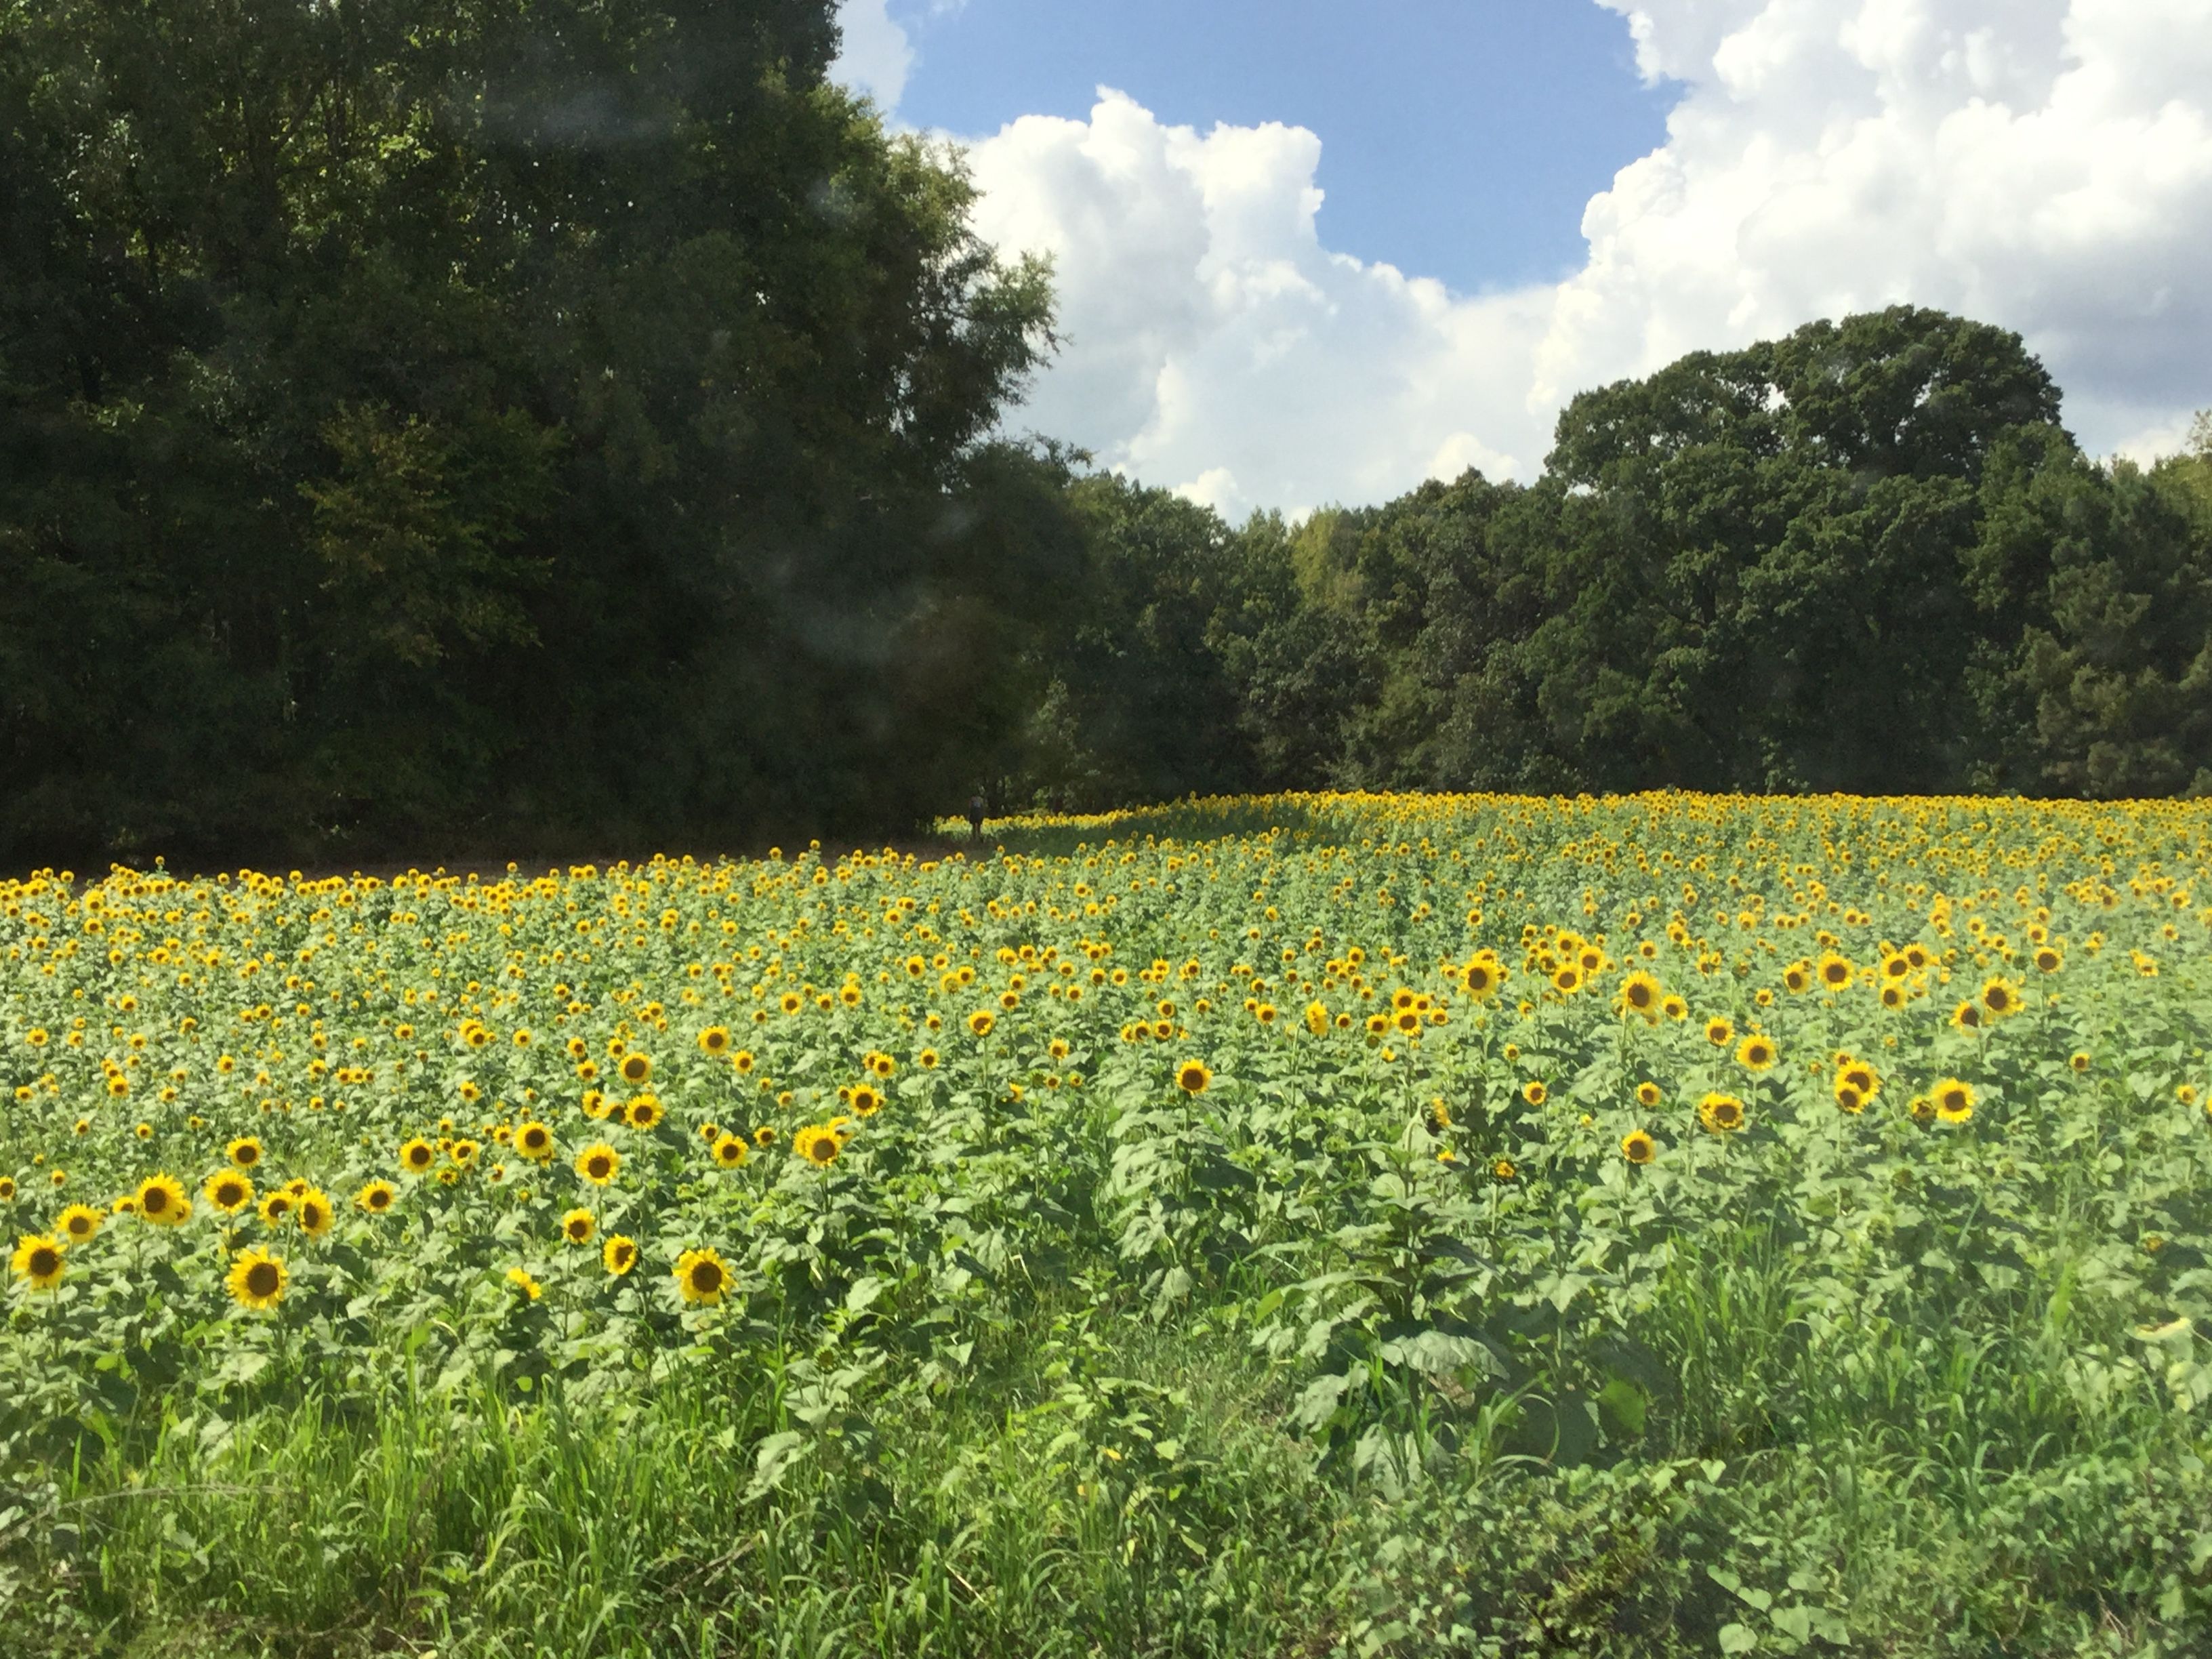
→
(888, 0, 1675, 293)
(834, 0, 2212, 516)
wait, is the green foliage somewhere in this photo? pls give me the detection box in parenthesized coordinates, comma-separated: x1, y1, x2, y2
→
(0, 0, 1057, 862)
(1018, 321, 2211, 809)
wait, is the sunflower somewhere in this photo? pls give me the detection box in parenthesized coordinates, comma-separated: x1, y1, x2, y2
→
(967, 1010, 996, 1038)
(1620, 1130, 1658, 1166)
(1491, 1157, 1517, 1182)
(1616, 970, 1663, 1020)
(505, 1267, 543, 1300)
(56, 1202, 103, 1246)
(135, 1173, 190, 1226)
(1462, 957, 1503, 1000)
(711, 1134, 750, 1169)
(514, 1122, 555, 1162)
(1978, 979, 2022, 1020)
(575, 1143, 621, 1185)
(1175, 1059, 1212, 1094)
(793, 1125, 841, 1167)
(753, 1124, 777, 1148)
(227, 1136, 263, 1170)
(1950, 1000, 1984, 1031)
(561, 1208, 596, 1246)
(259, 1191, 294, 1227)
(917, 1048, 940, 1069)
(625, 1095, 665, 1131)
(399, 1137, 437, 1174)
(355, 1179, 396, 1215)
(1833, 1082, 1868, 1114)
(1816, 954, 1853, 991)
(848, 1084, 883, 1118)
(1661, 996, 1688, 1022)
(1521, 1079, 1547, 1107)
(1697, 1093, 1746, 1134)
(12, 1233, 64, 1290)
(733, 1050, 756, 1073)
(1635, 1080, 1662, 1107)
(1704, 1017, 1734, 1048)
(203, 1172, 253, 1214)
(602, 1234, 638, 1276)
(1839, 1061, 1879, 1099)
(698, 1026, 732, 1055)
(1931, 1078, 1976, 1124)
(619, 1053, 653, 1086)
(1782, 962, 1810, 994)
(1736, 1035, 1777, 1071)
(296, 1189, 333, 1240)
(226, 1249, 287, 1311)
(674, 1247, 732, 1306)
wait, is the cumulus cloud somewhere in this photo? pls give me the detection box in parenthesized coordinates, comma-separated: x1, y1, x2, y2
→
(961, 92, 1555, 516)
(830, 0, 914, 110)
(931, 1, 2212, 510)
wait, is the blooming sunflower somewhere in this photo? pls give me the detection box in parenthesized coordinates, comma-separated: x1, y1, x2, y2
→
(1815, 954, 1853, 991)
(1620, 1130, 1657, 1166)
(514, 1122, 555, 1162)
(13, 1233, 66, 1288)
(227, 1136, 264, 1170)
(561, 1208, 596, 1246)
(674, 1247, 732, 1306)
(967, 1010, 996, 1038)
(1616, 971, 1663, 1021)
(399, 1137, 437, 1175)
(226, 1249, 287, 1311)
(355, 1179, 396, 1215)
(711, 1134, 749, 1169)
(698, 1026, 732, 1056)
(1174, 1059, 1211, 1094)
(135, 1173, 190, 1226)
(1704, 1017, 1734, 1048)
(619, 1053, 653, 1086)
(575, 1143, 621, 1185)
(1635, 1080, 1662, 1107)
(602, 1234, 639, 1276)
(793, 1124, 841, 1167)
(625, 1095, 665, 1131)
(505, 1267, 543, 1300)
(296, 1189, 334, 1240)
(1931, 1078, 1976, 1124)
(1697, 1093, 1746, 1134)
(203, 1171, 253, 1214)
(1978, 979, 2022, 1020)
(1736, 1034, 1777, 1071)
(56, 1202, 102, 1246)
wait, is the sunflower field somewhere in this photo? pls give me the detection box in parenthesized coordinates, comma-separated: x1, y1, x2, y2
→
(6, 792, 2212, 1657)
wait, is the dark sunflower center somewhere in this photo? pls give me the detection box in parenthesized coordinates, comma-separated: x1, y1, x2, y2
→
(691, 1263, 722, 1292)
(31, 1247, 60, 1275)
(246, 1263, 279, 1296)
(142, 1188, 169, 1213)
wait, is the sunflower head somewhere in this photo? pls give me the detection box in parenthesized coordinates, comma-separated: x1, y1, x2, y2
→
(1736, 1035, 1776, 1071)
(516, 1122, 554, 1161)
(712, 1134, 750, 1168)
(675, 1247, 731, 1306)
(602, 1234, 638, 1276)
(576, 1143, 621, 1185)
(226, 1248, 287, 1311)
(619, 1053, 653, 1086)
(57, 1202, 103, 1244)
(1635, 1081, 1662, 1108)
(135, 1174, 190, 1225)
(355, 1179, 396, 1214)
(1620, 1130, 1657, 1166)
(1175, 1059, 1212, 1095)
(561, 1208, 596, 1246)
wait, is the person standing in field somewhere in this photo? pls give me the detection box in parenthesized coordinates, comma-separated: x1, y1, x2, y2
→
(967, 794, 987, 842)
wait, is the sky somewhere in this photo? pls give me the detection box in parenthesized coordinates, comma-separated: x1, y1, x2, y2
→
(834, 0, 2212, 519)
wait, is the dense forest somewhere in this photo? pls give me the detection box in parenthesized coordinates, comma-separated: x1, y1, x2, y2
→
(3, 0, 2209, 865)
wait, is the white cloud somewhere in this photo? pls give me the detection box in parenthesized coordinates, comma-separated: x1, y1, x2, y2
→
(940, 1, 2212, 510)
(830, 0, 914, 110)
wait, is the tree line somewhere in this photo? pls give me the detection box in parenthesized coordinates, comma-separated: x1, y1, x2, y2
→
(3, 0, 2207, 865)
